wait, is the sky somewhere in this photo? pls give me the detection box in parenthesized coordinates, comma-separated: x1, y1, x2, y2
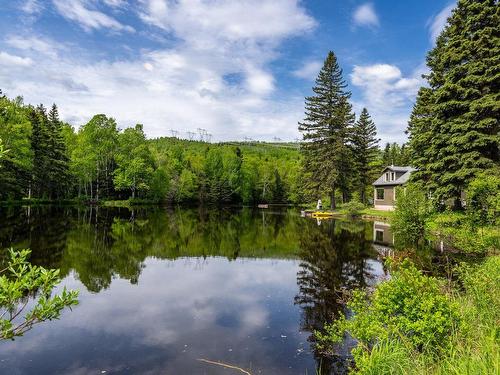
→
(0, 0, 456, 144)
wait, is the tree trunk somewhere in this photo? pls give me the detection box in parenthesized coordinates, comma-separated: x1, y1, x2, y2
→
(96, 163, 100, 201)
(330, 184, 336, 210)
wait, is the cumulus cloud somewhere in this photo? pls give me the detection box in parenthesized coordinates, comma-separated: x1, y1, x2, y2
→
(1, 0, 315, 141)
(351, 63, 423, 143)
(292, 60, 322, 79)
(139, 0, 316, 43)
(353, 3, 379, 28)
(428, 3, 455, 43)
(0, 51, 33, 67)
(52, 0, 135, 32)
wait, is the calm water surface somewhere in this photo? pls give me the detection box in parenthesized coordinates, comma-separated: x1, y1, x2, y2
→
(0, 207, 390, 374)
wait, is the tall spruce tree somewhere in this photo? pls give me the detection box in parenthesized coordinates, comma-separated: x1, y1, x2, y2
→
(30, 105, 51, 198)
(407, 0, 499, 208)
(352, 108, 379, 203)
(47, 104, 70, 199)
(299, 51, 354, 209)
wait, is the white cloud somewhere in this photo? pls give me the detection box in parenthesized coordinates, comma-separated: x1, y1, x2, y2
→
(20, 0, 43, 15)
(52, 0, 135, 32)
(6, 36, 61, 58)
(292, 60, 322, 79)
(139, 0, 316, 43)
(1, 0, 314, 141)
(428, 3, 455, 43)
(103, 0, 126, 8)
(353, 3, 379, 28)
(0, 51, 33, 67)
(351, 63, 423, 143)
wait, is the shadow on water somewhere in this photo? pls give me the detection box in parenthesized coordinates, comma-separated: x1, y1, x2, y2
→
(0, 206, 452, 374)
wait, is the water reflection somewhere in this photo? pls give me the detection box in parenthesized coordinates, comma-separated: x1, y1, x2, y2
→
(0, 206, 386, 374)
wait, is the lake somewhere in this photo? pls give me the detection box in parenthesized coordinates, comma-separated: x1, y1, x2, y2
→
(0, 206, 391, 374)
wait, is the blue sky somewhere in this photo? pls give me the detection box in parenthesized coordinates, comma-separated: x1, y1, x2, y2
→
(0, 0, 456, 143)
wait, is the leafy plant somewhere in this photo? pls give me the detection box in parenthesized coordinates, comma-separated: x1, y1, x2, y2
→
(391, 184, 431, 246)
(465, 172, 500, 228)
(0, 248, 79, 340)
(316, 256, 500, 374)
(342, 200, 365, 217)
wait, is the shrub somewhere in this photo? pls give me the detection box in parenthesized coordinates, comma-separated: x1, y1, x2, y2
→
(465, 172, 500, 228)
(316, 256, 500, 375)
(318, 260, 460, 352)
(427, 212, 499, 254)
(391, 184, 431, 246)
(0, 249, 79, 340)
(342, 200, 365, 217)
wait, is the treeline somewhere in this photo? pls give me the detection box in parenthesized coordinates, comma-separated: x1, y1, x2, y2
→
(0, 91, 305, 204)
(1, 80, 414, 207)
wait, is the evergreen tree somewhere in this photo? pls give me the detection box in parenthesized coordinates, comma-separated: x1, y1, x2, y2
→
(47, 104, 70, 199)
(351, 108, 379, 203)
(407, 0, 499, 208)
(30, 105, 51, 198)
(299, 51, 355, 209)
(271, 169, 286, 203)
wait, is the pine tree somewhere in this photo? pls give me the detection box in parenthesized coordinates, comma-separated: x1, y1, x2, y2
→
(407, 0, 499, 208)
(352, 108, 379, 203)
(299, 51, 355, 209)
(47, 104, 70, 199)
(30, 105, 51, 198)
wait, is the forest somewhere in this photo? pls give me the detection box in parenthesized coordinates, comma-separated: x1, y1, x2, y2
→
(0, 90, 410, 206)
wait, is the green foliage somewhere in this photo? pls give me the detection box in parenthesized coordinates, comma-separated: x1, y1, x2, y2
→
(391, 184, 431, 245)
(465, 172, 500, 228)
(0, 95, 32, 200)
(342, 200, 365, 217)
(0, 248, 78, 340)
(299, 51, 356, 209)
(381, 142, 410, 167)
(0, 138, 6, 160)
(317, 256, 500, 375)
(114, 124, 154, 198)
(426, 212, 499, 254)
(407, 0, 499, 206)
(351, 109, 380, 204)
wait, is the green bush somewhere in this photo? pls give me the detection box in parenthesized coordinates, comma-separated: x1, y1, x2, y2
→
(426, 212, 499, 254)
(319, 259, 460, 352)
(392, 184, 431, 246)
(316, 256, 500, 375)
(0, 249, 79, 340)
(342, 200, 365, 217)
(465, 172, 500, 228)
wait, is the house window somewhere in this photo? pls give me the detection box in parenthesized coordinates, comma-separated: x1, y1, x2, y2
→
(385, 172, 390, 182)
(376, 188, 384, 200)
(391, 172, 395, 181)
(375, 230, 384, 242)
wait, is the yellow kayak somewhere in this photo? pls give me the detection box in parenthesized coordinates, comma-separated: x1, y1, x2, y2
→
(311, 211, 334, 218)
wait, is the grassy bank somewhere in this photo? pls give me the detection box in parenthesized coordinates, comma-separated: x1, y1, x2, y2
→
(317, 255, 500, 374)
(426, 212, 499, 254)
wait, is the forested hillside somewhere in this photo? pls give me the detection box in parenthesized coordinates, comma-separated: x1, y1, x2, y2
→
(0, 91, 307, 204)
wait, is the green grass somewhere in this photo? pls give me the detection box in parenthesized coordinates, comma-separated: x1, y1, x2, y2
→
(317, 256, 500, 375)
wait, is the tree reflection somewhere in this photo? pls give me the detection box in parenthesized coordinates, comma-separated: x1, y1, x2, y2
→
(295, 218, 378, 374)
(0, 206, 303, 292)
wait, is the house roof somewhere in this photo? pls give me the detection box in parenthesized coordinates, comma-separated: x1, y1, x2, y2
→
(372, 166, 417, 186)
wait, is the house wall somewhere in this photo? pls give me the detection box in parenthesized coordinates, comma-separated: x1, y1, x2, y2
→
(374, 186, 396, 210)
(373, 221, 394, 246)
